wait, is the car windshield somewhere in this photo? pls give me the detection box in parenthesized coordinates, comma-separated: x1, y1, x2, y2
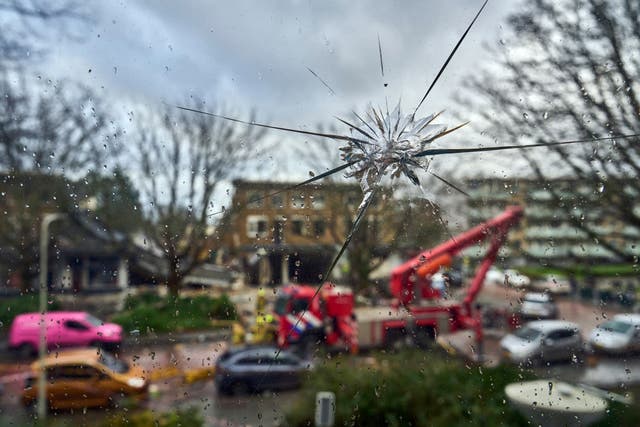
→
(513, 327, 542, 341)
(523, 297, 547, 304)
(600, 320, 633, 334)
(99, 352, 129, 374)
(274, 294, 290, 316)
(84, 314, 104, 327)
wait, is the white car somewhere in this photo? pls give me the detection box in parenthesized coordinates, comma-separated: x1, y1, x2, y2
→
(588, 314, 640, 354)
(485, 267, 505, 284)
(504, 269, 531, 288)
(531, 275, 571, 295)
(519, 292, 558, 319)
(501, 320, 582, 365)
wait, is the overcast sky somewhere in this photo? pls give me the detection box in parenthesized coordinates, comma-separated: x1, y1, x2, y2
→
(31, 0, 525, 182)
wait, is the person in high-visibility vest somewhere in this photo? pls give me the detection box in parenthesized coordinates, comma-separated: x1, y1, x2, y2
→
(256, 288, 267, 316)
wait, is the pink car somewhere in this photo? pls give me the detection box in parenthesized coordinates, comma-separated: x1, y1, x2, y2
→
(8, 311, 122, 356)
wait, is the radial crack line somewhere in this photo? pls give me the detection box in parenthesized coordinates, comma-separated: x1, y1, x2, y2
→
(414, 133, 640, 158)
(307, 67, 337, 96)
(207, 161, 358, 217)
(255, 188, 377, 389)
(413, 0, 489, 116)
(175, 105, 371, 146)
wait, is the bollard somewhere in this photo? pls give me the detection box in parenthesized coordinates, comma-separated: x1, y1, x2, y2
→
(315, 391, 335, 427)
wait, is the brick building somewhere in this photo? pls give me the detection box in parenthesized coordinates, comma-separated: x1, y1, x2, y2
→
(221, 180, 395, 286)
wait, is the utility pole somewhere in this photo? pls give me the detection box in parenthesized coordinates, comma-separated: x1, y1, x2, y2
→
(37, 213, 65, 423)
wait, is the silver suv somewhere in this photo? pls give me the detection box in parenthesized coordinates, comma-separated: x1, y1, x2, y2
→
(501, 320, 583, 365)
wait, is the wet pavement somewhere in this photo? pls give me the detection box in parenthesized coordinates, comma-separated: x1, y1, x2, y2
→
(440, 281, 640, 394)
(0, 340, 296, 426)
(1, 283, 639, 424)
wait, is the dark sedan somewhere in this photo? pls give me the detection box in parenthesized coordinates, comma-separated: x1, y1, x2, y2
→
(214, 346, 310, 395)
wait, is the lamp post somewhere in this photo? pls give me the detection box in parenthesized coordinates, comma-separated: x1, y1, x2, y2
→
(37, 213, 65, 422)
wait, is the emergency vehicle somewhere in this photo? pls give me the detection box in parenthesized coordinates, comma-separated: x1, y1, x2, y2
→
(273, 206, 524, 354)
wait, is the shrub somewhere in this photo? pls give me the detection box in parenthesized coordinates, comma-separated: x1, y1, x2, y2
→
(112, 292, 236, 335)
(0, 294, 61, 333)
(284, 350, 533, 427)
(285, 350, 640, 426)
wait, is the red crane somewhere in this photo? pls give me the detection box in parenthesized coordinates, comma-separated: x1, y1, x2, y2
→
(274, 206, 524, 354)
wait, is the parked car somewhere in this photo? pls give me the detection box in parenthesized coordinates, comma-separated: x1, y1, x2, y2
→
(215, 346, 310, 395)
(8, 311, 122, 356)
(500, 320, 583, 365)
(588, 314, 640, 354)
(485, 267, 505, 284)
(22, 348, 148, 410)
(519, 292, 558, 319)
(531, 275, 571, 295)
(504, 269, 531, 288)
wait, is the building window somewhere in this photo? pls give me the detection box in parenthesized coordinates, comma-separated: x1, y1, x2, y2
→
(291, 219, 305, 235)
(313, 220, 326, 237)
(247, 191, 263, 208)
(271, 194, 284, 208)
(346, 193, 360, 207)
(247, 215, 268, 238)
(311, 194, 325, 209)
(291, 194, 305, 209)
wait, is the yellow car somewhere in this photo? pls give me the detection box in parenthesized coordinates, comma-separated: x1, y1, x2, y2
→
(22, 348, 148, 410)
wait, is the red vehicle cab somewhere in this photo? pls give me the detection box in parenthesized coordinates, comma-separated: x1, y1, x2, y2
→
(274, 283, 356, 353)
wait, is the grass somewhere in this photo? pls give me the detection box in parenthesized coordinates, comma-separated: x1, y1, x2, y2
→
(111, 292, 236, 335)
(519, 263, 639, 280)
(103, 406, 204, 427)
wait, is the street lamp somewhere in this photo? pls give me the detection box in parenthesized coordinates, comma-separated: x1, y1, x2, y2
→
(37, 212, 65, 423)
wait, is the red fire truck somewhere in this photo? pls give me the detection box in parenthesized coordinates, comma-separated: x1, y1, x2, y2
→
(273, 206, 524, 353)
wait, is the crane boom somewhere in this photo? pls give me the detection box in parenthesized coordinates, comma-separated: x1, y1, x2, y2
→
(390, 206, 524, 308)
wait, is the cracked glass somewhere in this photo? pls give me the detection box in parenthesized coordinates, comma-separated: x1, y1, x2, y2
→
(0, 0, 639, 426)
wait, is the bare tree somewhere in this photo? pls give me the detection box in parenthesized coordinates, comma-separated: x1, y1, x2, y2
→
(133, 103, 266, 296)
(458, 0, 640, 262)
(0, 0, 87, 65)
(0, 70, 117, 290)
(0, 69, 116, 174)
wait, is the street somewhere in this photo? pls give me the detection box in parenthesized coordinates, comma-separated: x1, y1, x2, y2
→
(442, 281, 640, 392)
(1, 282, 639, 425)
(0, 340, 296, 426)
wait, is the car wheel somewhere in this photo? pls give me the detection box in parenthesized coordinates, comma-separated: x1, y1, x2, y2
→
(413, 327, 435, 349)
(294, 335, 318, 358)
(23, 398, 36, 413)
(230, 381, 250, 396)
(384, 329, 410, 352)
(16, 343, 36, 359)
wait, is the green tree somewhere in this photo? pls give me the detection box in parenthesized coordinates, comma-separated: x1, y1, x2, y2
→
(0, 173, 74, 290)
(0, 69, 117, 291)
(79, 168, 144, 234)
